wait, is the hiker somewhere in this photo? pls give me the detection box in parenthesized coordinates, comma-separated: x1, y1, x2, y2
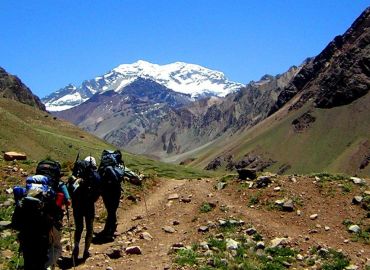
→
(94, 150, 143, 242)
(12, 160, 71, 270)
(94, 150, 125, 241)
(68, 156, 101, 262)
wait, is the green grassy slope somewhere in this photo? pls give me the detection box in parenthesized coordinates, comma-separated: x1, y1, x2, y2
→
(189, 93, 370, 176)
(0, 98, 212, 179)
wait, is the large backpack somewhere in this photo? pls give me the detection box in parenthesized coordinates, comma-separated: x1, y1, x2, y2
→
(12, 174, 59, 231)
(69, 159, 101, 201)
(98, 150, 125, 186)
(35, 160, 62, 188)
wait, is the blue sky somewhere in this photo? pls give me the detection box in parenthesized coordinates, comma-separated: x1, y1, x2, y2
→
(1, 1, 369, 98)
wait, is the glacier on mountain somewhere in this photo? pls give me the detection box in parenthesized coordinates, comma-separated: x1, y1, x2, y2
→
(42, 60, 244, 111)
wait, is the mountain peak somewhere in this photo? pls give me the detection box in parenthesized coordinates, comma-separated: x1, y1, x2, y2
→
(43, 61, 244, 111)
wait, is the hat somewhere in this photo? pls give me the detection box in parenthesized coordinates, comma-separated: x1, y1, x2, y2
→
(84, 156, 97, 167)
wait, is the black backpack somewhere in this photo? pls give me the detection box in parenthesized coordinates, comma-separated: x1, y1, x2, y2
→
(98, 150, 125, 185)
(36, 160, 62, 188)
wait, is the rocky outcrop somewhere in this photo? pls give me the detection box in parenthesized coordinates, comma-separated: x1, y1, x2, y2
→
(292, 111, 316, 132)
(271, 7, 370, 113)
(0, 67, 45, 110)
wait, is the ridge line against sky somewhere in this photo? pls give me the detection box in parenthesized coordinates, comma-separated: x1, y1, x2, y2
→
(1, 1, 370, 98)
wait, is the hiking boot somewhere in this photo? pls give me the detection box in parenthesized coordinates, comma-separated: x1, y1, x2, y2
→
(82, 250, 90, 260)
(72, 246, 79, 262)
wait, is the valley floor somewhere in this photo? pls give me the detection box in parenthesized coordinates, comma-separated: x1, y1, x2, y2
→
(60, 175, 369, 269)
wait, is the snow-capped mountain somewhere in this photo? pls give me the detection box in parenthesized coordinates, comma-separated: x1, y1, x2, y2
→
(42, 60, 244, 111)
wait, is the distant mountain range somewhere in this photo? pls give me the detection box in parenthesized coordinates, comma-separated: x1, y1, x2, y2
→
(42, 60, 244, 111)
(1, 7, 368, 176)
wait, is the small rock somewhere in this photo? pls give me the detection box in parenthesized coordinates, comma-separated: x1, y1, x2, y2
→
(310, 214, 318, 220)
(318, 248, 329, 256)
(344, 239, 350, 243)
(325, 226, 330, 231)
(181, 197, 192, 203)
(290, 177, 297, 183)
(107, 248, 123, 259)
(351, 177, 366, 185)
(198, 226, 209, 233)
(226, 238, 239, 250)
(270, 237, 289, 248)
(199, 241, 209, 250)
(348, 225, 361, 233)
(256, 241, 265, 249)
(255, 176, 272, 188)
(218, 219, 227, 226)
(352, 196, 363, 204)
(162, 226, 176, 233)
(364, 190, 370, 196)
(345, 265, 359, 270)
(296, 254, 304, 261)
(217, 182, 227, 190)
(274, 187, 281, 191)
(172, 220, 180, 226)
(245, 227, 257, 235)
(140, 232, 153, 241)
(106, 267, 113, 270)
(168, 193, 179, 200)
(125, 246, 142, 255)
(282, 199, 294, 212)
(275, 199, 285, 206)
(296, 210, 302, 216)
(5, 188, 13, 194)
(171, 243, 185, 250)
(315, 176, 320, 181)
(131, 215, 143, 221)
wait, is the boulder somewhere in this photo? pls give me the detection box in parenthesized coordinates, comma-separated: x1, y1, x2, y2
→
(237, 168, 257, 180)
(4, 152, 27, 161)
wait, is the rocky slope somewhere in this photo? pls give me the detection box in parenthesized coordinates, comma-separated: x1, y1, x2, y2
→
(43, 60, 244, 111)
(191, 7, 370, 176)
(270, 7, 370, 113)
(0, 67, 45, 111)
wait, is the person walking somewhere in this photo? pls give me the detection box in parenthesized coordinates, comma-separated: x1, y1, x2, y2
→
(12, 159, 71, 270)
(69, 156, 101, 262)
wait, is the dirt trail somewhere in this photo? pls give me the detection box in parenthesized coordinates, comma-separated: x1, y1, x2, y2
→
(60, 176, 369, 269)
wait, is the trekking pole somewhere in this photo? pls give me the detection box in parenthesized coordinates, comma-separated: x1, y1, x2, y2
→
(66, 206, 76, 270)
(140, 182, 150, 221)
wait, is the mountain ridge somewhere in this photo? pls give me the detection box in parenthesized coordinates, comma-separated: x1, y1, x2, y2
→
(43, 60, 244, 111)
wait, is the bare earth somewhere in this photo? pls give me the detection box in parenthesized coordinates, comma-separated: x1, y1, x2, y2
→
(58, 176, 369, 270)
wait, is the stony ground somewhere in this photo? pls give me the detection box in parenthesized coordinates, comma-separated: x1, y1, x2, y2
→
(0, 164, 369, 269)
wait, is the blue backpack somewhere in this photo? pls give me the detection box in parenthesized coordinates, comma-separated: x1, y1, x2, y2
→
(12, 175, 58, 231)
